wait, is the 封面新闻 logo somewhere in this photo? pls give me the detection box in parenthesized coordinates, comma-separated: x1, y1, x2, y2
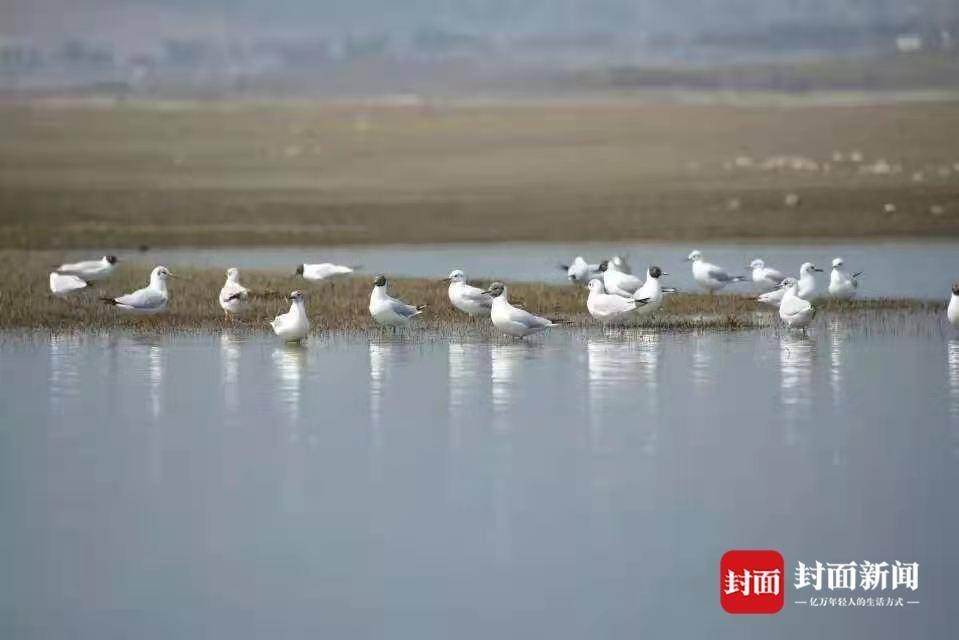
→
(720, 550, 785, 614)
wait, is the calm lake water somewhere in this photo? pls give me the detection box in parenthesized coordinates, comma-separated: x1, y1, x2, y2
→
(1, 314, 958, 638)
(137, 240, 959, 300)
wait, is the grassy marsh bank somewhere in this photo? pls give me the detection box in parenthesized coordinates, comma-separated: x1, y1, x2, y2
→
(0, 253, 943, 334)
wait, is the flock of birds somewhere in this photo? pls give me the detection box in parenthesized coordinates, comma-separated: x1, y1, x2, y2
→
(48, 252, 959, 342)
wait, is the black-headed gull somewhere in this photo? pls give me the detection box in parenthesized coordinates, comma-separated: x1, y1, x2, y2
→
(369, 275, 425, 329)
(779, 280, 816, 331)
(444, 269, 492, 317)
(100, 265, 173, 314)
(828, 258, 862, 299)
(483, 282, 563, 338)
(270, 290, 310, 342)
(686, 250, 746, 293)
(586, 279, 642, 321)
(219, 267, 250, 317)
(749, 258, 786, 292)
(55, 255, 118, 282)
(632, 266, 676, 316)
(296, 262, 357, 292)
(797, 262, 823, 299)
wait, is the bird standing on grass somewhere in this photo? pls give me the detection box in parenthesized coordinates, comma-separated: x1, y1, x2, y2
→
(100, 266, 174, 315)
(687, 250, 746, 293)
(749, 258, 786, 293)
(828, 258, 862, 299)
(632, 266, 675, 317)
(444, 270, 492, 318)
(797, 262, 823, 299)
(369, 275, 426, 331)
(219, 267, 250, 318)
(484, 281, 565, 338)
(54, 255, 119, 283)
(270, 290, 310, 342)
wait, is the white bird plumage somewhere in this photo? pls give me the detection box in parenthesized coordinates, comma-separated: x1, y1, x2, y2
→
(632, 266, 674, 316)
(757, 277, 796, 307)
(779, 280, 817, 330)
(49, 272, 88, 297)
(100, 265, 172, 314)
(687, 250, 746, 293)
(369, 275, 425, 328)
(559, 256, 601, 282)
(586, 279, 640, 321)
(486, 282, 562, 338)
(599, 259, 644, 297)
(219, 267, 250, 316)
(797, 262, 823, 299)
(270, 290, 310, 342)
(828, 258, 862, 299)
(948, 283, 959, 326)
(296, 262, 356, 282)
(445, 269, 492, 317)
(749, 258, 786, 292)
(54, 255, 118, 282)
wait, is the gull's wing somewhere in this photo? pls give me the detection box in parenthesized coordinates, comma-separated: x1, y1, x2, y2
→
(506, 303, 552, 328)
(595, 293, 634, 314)
(220, 281, 249, 302)
(50, 272, 88, 295)
(764, 268, 786, 284)
(387, 297, 423, 318)
(460, 284, 493, 307)
(707, 266, 736, 282)
(115, 286, 165, 309)
(56, 259, 99, 273)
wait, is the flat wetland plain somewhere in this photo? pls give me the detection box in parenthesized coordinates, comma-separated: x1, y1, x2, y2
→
(1, 96, 958, 249)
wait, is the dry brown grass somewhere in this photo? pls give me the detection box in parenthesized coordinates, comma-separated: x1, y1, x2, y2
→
(0, 251, 942, 333)
(1, 98, 958, 250)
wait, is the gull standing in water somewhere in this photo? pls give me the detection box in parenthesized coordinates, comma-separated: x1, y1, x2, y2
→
(270, 290, 310, 342)
(100, 266, 174, 314)
(686, 250, 746, 293)
(797, 262, 823, 299)
(948, 283, 959, 326)
(369, 275, 426, 330)
(748, 258, 786, 293)
(586, 279, 643, 322)
(757, 277, 796, 307)
(219, 267, 250, 318)
(49, 272, 89, 297)
(558, 256, 601, 283)
(484, 282, 564, 338)
(828, 258, 862, 299)
(444, 269, 492, 318)
(779, 279, 816, 331)
(54, 255, 119, 283)
(598, 259, 643, 297)
(632, 266, 676, 317)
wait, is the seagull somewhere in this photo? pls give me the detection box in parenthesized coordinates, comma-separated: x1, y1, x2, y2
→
(779, 279, 816, 331)
(748, 258, 786, 292)
(757, 277, 796, 307)
(586, 279, 642, 321)
(558, 256, 601, 283)
(49, 272, 88, 297)
(270, 290, 310, 342)
(632, 266, 676, 316)
(797, 262, 823, 299)
(483, 282, 564, 338)
(54, 255, 118, 282)
(296, 262, 358, 294)
(444, 269, 492, 317)
(948, 283, 959, 326)
(100, 265, 173, 314)
(686, 250, 746, 293)
(828, 258, 862, 299)
(610, 254, 632, 274)
(219, 267, 250, 317)
(598, 259, 644, 297)
(369, 275, 426, 329)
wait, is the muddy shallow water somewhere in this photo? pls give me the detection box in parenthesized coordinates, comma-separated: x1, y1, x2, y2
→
(1, 313, 957, 638)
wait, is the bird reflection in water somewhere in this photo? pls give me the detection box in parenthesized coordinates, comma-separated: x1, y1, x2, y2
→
(779, 334, 815, 448)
